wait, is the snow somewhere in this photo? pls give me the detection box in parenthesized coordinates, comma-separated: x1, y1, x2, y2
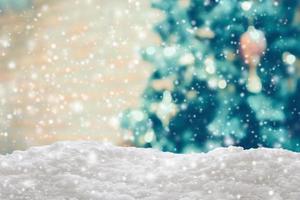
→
(0, 141, 300, 200)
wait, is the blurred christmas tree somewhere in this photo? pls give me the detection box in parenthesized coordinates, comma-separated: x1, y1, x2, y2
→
(122, 0, 300, 153)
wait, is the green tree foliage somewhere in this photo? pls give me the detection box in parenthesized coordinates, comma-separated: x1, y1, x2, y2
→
(122, 0, 300, 153)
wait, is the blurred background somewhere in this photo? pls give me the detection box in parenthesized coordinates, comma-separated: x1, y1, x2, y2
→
(1, 0, 299, 154)
(0, 0, 160, 153)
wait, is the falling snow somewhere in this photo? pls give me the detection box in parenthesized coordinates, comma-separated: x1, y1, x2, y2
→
(0, 0, 160, 153)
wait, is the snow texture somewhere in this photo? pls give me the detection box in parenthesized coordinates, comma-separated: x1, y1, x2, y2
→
(0, 141, 300, 200)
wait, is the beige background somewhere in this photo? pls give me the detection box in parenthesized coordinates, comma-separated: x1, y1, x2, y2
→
(0, 0, 161, 153)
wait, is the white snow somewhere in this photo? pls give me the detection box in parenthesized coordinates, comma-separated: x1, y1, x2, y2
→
(0, 141, 300, 200)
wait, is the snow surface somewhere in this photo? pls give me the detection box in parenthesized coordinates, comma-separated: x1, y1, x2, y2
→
(0, 141, 300, 200)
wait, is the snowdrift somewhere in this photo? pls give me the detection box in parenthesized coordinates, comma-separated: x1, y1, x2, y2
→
(0, 141, 300, 200)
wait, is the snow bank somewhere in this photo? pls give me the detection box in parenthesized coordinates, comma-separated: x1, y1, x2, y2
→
(0, 141, 300, 200)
